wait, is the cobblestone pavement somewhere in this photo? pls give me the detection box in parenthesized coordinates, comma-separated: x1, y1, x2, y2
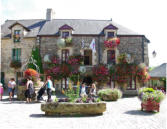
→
(0, 93, 166, 129)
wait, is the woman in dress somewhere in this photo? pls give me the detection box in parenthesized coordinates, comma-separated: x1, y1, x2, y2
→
(25, 77, 34, 103)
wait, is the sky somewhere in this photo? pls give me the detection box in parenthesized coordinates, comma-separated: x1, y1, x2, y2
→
(1, 0, 167, 67)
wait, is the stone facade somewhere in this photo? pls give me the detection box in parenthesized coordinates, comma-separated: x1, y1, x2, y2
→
(1, 24, 36, 84)
(40, 35, 149, 66)
(39, 35, 149, 92)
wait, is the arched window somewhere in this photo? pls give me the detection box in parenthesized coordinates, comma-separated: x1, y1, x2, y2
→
(107, 50, 115, 65)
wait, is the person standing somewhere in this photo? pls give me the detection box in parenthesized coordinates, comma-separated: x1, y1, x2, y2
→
(11, 78, 16, 98)
(0, 82, 3, 101)
(8, 78, 16, 101)
(25, 77, 34, 103)
(45, 76, 53, 102)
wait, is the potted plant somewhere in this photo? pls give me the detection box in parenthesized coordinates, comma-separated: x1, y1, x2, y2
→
(98, 88, 122, 101)
(138, 87, 165, 112)
(41, 82, 106, 116)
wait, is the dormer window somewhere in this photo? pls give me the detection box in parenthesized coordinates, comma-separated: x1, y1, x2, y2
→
(13, 30, 21, 42)
(103, 24, 118, 39)
(59, 24, 73, 39)
(107, 32, 115, 38)
(62, 31, 70, 38)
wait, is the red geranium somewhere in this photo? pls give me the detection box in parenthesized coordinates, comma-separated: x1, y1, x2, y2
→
(104, 38, 120, 48)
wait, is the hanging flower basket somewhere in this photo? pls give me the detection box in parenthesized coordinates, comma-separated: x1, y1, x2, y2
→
(57, 38, 65, 48)
(104, 37, 120, 48)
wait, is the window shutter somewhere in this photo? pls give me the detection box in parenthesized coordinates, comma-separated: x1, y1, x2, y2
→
(18, 48, 21, 61)
(12, 49, 15, 60)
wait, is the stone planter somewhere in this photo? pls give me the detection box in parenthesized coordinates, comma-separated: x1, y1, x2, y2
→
(17, 85, 36, 101)
(17, 86, 27, 101)
(141, 100, 160, 112)
(41, 102, 106, 116)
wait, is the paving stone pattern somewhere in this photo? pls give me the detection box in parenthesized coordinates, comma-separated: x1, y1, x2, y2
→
(0, 94, 166, 129)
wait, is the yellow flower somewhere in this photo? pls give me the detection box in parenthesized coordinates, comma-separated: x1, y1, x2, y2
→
(69, 80, 72, 90)
(77, 81, 80, 87)
(62, 89, 65, 94)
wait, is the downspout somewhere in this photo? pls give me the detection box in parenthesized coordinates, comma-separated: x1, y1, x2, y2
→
(142, 36, 145, 63)
(98, 35, 100, 64)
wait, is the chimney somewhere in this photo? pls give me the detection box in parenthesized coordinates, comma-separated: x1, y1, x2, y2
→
(46, 8, 55, 21)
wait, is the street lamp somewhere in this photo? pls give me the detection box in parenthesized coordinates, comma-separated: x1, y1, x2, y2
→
(152, 50, 157, 58)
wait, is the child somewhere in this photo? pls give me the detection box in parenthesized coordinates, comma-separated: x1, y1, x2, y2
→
(0, 82, 3, 101)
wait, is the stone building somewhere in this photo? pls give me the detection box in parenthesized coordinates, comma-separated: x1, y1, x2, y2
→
(1, 9, 150, 93)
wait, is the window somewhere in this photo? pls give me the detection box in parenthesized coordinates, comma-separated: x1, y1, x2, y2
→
(62, 31, 69, 38)
(127, 77, 136, 90)
(107, 50, 115, 65)
(13, 30, 21, 42)
(12, 48, 21, 61)
(107, 32, 114, 38)
(62, 49, 69, 63)
(84, 50, 92, 65)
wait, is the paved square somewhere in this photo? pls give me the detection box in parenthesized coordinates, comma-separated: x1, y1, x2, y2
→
(0, 94, 166, 129)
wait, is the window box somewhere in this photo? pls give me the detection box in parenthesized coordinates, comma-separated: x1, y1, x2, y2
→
(65, 37, 72, 46)
(10, 60, 22, 69)
(104, 37, 120, 48)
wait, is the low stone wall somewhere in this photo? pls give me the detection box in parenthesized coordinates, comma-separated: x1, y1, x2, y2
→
(17, 86, 27, 101)
(17, 86, 37, 101)
(41, 102, 106, 116)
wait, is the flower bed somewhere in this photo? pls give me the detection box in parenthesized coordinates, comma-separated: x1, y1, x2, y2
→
(98, 88, 122, 101)
(41, 102, 106, 116)
(138, 87, 165, 112)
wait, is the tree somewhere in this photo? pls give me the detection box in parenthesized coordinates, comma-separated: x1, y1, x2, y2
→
(28, 47, 43, 74)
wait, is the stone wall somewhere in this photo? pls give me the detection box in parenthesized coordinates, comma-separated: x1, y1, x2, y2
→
(1, 35, 36, 84)
(40, 35, 148, 67)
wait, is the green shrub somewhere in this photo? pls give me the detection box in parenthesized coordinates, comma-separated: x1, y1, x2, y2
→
(98, 88, 122, 101)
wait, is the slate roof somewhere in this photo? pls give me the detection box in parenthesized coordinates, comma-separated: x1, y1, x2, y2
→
(149, 63, 167, 78)
(1, 19, 144, 38)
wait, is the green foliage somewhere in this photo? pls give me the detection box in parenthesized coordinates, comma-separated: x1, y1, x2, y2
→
(28, 47, 43, 73)
(138, 87, 165, 103)
(142, 90, 165, 103)
(139, 87, 155, 94)
(98, 88, 122, 101)
(54, 96, 58, 102)
(64, 86, 80, 102)
(65, 37, 72, 44)
(69, 74, 79, 84)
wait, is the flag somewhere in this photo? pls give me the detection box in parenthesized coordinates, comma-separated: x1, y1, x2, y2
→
(81, 40, 85, 49)
(89, 38, 96, 53)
